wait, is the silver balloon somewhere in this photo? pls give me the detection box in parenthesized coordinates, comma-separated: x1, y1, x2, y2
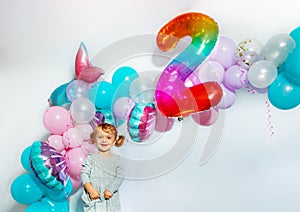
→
(248, 60, 278, 88)
(263, 34, 296, 67)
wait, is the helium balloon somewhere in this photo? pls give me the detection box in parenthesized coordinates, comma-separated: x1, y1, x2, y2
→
(210, 36, 237, 69)
(112, 66, 139, 98)
(248, 60, 278, 88)
(10, 173, 44, 205)
(70, 97, 96, 124)
(47, 135, 65, 152)
(30, 141, 69, 191)
(65, 147, 87, 178)
(216, 84, 236, 109)
(127, 103, 157, 142)
(223, 65, 248, 90)
(42, 106, 73, 135)
(113, 97, 135, 120)
(21, 146, 33, 173)
(263, 34, 295, 67)
(130, 77, 156, 103)
(48, 81, 73, 108)
(89, 81, 117, 109)
(235, 38, 264, 69)
(62, 128, 82, 148)
(155, 12, 221, 117)
(191, 108, 219, 126)
(268, 72, 300, 110)
(66, 80, 90, 102)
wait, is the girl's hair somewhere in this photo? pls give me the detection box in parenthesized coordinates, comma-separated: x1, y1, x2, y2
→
(89, 123, 125, 147)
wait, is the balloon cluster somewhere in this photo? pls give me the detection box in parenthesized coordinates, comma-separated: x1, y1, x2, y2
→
(10, 11, 300, 210)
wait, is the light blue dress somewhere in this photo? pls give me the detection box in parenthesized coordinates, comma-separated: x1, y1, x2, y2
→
(81, 154, 124, 212)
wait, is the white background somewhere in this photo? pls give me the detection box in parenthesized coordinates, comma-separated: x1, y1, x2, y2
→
(1, 0, 300, 211)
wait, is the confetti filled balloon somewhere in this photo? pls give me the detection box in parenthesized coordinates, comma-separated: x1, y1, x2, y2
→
(30, 141, 69, 191)
(155, 12, 222, 117)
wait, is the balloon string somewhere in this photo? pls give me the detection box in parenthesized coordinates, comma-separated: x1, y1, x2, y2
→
(244, 84, 256, 94)
(265, 98, 275, 137)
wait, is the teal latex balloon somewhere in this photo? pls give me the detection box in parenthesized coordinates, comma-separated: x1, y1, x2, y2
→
(21, 146, 33, 173)
(112, 66, 139, 98)
(10, 173, 44, 204)
(268, 72, 300, 110)
(25, 202, 51, 212)
(89, 81, 117, 109)
(40, 197, 70, 212)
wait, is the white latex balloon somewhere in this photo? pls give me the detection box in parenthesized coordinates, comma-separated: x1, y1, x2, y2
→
(248, 60, 278, 88)
(130, 77, 155, 103)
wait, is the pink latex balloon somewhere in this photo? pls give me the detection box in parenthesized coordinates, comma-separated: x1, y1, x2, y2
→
(113, 97, 135, 120)
(191, 109, 219, 126)
(81, 141, 97, 155)
(47, 135, 65, 152)
(65, 147, 87, 178)
(154, 111, 175, 132)
(209, 36, 237, 69)
(69, 176, 82, 193)
(75, 124, 93, 141)
(62, 128, 82, 149)
(43, 106, 73, 135)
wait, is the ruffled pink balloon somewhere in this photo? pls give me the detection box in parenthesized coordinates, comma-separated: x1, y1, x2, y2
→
(191, 109, 219, 126)
(42, 106, 73, 135)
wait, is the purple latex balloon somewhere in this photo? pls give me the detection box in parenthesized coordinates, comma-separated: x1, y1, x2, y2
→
(210, 36, 237, 69)
(216, 84, 236, 109)
(223, 65, 248, 90)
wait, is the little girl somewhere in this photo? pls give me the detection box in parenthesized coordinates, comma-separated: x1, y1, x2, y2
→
(81, 123, 125, 212)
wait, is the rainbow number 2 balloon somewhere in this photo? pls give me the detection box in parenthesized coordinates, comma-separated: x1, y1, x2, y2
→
(155, 12, 223, 118)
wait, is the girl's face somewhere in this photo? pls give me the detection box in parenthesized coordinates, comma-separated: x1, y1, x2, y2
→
(95, 128, 116, 153)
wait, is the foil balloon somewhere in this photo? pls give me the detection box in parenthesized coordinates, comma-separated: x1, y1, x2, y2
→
(155, 12, 222, 117)
(127, 103, 157, 142)
(48, 80, 73, 108)
(75, 42, 105, 83)
(30, 141, 69, 191)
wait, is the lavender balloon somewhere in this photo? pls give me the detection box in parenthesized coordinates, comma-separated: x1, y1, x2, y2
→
(210, 36, 237, 69)
(223, 65, 248, 90)
(216, 84, 236, 109)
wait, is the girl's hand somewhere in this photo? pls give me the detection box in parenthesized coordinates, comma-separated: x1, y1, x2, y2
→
(104, 190, 113, 199)
(88, 188, 101, 200)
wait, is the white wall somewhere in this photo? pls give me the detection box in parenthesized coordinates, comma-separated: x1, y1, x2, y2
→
(1, 0, 300, 211)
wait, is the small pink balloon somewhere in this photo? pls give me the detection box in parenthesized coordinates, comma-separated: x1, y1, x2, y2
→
(65, 147, 87, 178)
(62, 128, 82, 149)
(210, 36, 237, 69)
(154, 111, 175, 132)
(81, 141, 97, 155)
(192, 109, 219, 126)
(47, 135, 65, 152)
(75, 124, 93, 141)
(43, 106, 73, 135)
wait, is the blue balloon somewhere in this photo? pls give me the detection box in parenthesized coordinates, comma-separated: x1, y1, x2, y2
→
(49, 80, 73, 107)
(10, 173, 44, 204)
(21, 146, 33, 173)
(90, 81, 117, 109)
(112, 66, 139, 98)
(290, 26, 300, 44)
(25, 202, 51, 212)
(268, 72, 300, 110)
(40, 197, 70, 211)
